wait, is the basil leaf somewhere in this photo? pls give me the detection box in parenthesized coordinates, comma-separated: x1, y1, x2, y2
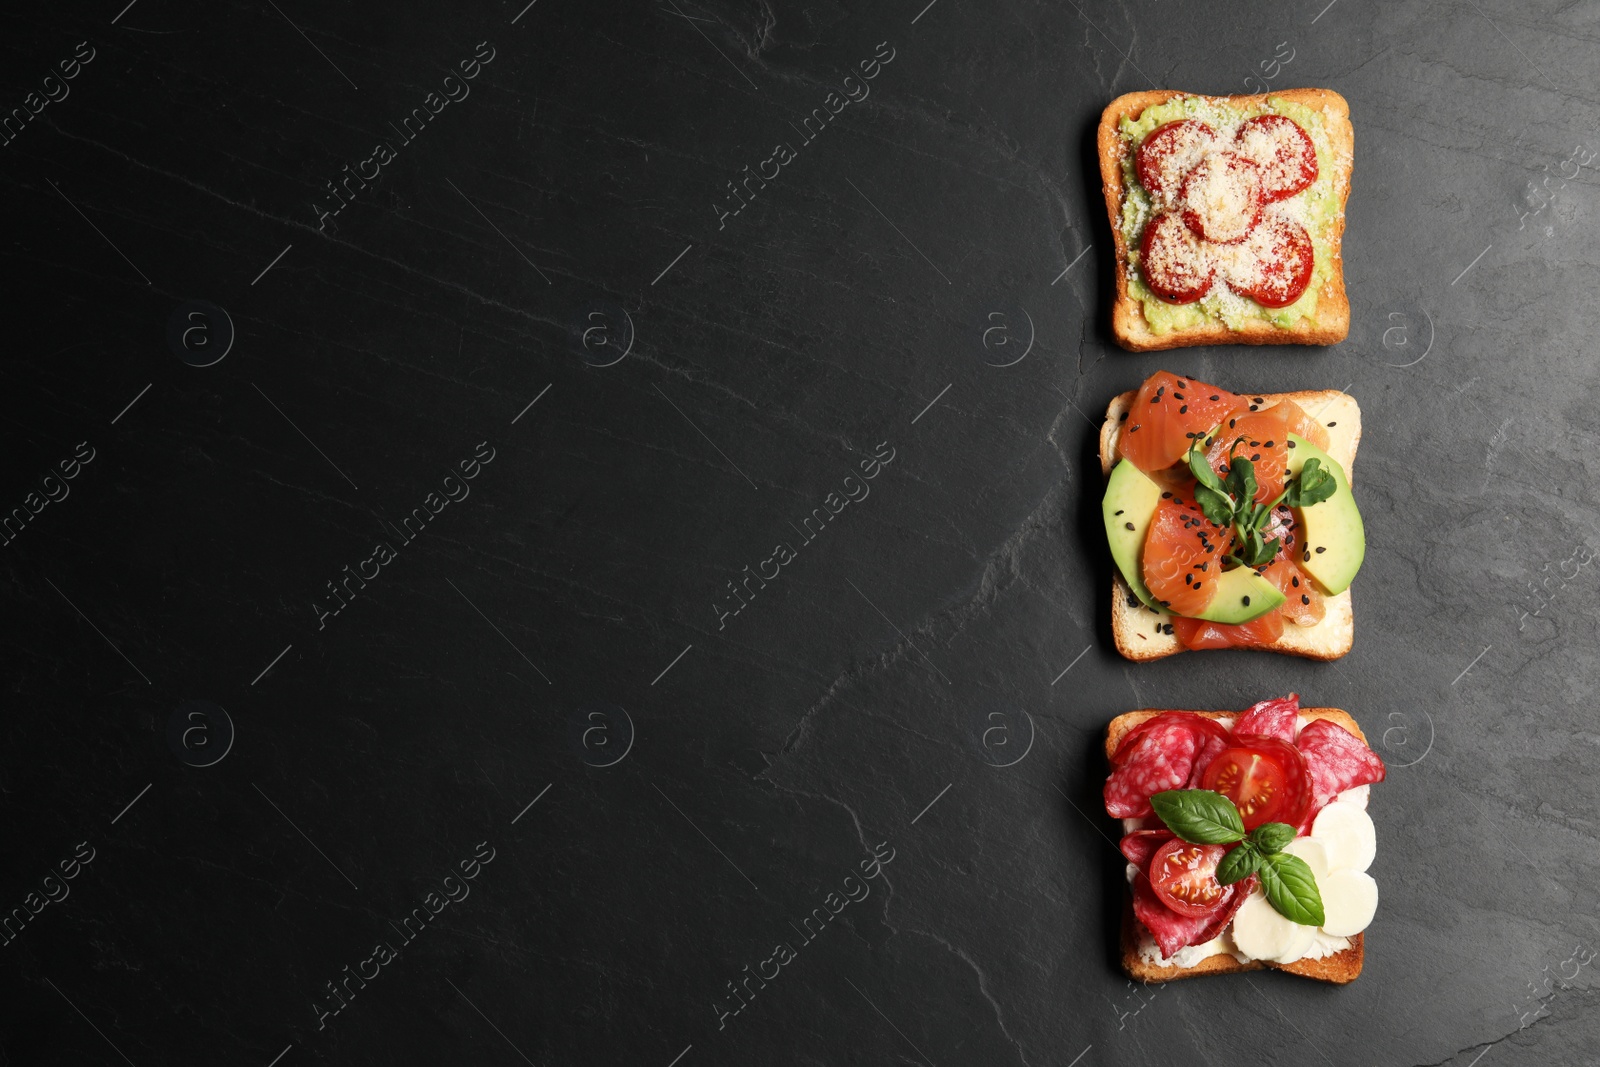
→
(1258, 852, 1325, 926)
(1194, 484, 1234, 526)
(1187, 443, 1228, 495)
(1216, 843, 1260, 885)
(1249, 822, 1296, 855)
(1150, 789, 1246, 845)
(1285, 459, 1336, 508)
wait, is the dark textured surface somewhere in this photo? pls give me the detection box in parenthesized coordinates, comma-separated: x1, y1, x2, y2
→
(3, 1, 1597, 1064)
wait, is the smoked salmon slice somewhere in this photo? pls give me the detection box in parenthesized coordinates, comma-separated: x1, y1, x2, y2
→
(1141, 494, 1232, 618)
(1119, 371, 1241, 474)
(1171, 611, 1285, 650)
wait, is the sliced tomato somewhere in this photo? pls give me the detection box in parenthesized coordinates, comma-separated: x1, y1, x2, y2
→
(1135, 119, 1217, 198)
(1234, 115, 1318, 202)
(1149, 838, 1229, 918)
(1179, 151, 1263, 244)
(1140, 211, 1214, 305)
(1236, 216, 1314, 308)
(1262, 556, 1325, 628)
(1200, 736, 1312, 830)
(1171, 612, 1285, 651)
(1118, 371, 1241, 474)
(1205, 407, 1291, 503)
(1141, 495, 1232, 618)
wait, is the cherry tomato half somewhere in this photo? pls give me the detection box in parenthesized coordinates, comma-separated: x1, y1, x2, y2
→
(1234, 114, 1318, 202)
(1179, 151, 1264, 244)
(1239, 216, 1314, 308)
(1149, 837, 1229, 918)
(1199, 735, 1312, 830)
(1135, 119, 1218, 198)
(1139, 212, 1214, 304)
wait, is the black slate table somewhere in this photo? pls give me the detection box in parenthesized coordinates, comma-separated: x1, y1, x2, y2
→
(3, 1, 1596, 1064)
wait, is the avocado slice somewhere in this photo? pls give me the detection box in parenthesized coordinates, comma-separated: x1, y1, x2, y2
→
(1103, 459, 1283, 622)
(1103, 459, 1162, 609)
(1200, 566, 1285, 624)
(1285, 434, 1364, 595)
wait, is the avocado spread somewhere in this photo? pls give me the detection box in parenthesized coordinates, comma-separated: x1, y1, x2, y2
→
(1118, 96, 1344, 335)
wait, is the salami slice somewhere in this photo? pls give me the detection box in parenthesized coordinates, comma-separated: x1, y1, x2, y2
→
(1184, 717, 1236, 789)
(1297, 718, 1387, 820)
(1119, 829, 1174, 867)
(1133, 866, 1254, 958)
(1104, 715, 1202, 818)
(1234, 693, 1299, 743)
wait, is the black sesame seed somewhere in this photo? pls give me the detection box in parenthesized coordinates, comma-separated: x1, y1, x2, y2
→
(1125, 522, 1136, 531)
(1159, 600, 1171, 608)
(1130, 424, 1141, 433)
(1127, 595, 1141, 607)
(1115, 509, 1125, 516)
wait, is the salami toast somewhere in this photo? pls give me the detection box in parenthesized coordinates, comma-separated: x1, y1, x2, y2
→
(1099, 387, 1362, 662)
(1097, 88, 1354, 351)
(1106, 708, 1366, 984)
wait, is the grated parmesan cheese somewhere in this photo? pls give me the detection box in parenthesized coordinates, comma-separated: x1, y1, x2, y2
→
(1179, 152, 1261, 243)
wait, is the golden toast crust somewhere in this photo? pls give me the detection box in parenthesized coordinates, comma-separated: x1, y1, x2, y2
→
(1097, 88, 1354, 351)
(1100, 388, 1362, 662)
(1107, 708, 1367, 985)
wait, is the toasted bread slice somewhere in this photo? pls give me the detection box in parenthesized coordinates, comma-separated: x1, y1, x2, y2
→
(1100, 387, 1362, 662)
(1106, 708, 1367, 984)
(1097, 88, 1354, 351)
